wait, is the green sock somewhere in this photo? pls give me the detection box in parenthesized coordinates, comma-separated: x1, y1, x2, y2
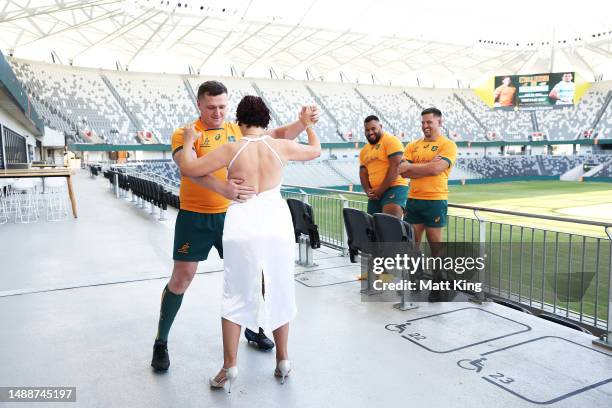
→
(156, 285, 184, 342)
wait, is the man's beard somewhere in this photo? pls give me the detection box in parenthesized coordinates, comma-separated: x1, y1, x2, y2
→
(368, 133, 381, 144)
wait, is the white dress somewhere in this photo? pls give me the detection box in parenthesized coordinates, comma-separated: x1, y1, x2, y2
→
(221, 136, 296, 332)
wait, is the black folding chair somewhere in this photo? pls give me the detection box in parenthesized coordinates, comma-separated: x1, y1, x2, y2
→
(286, 198, 320, 249)
(342, 208, 375, 263)
(372, 213, 419, 310)
(373, 213, 413, 243)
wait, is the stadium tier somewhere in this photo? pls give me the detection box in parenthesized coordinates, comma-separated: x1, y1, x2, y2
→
(9, 59, 134, 143)
(535, 82, 609, 140)
(248, 79, 337, 142)
(132, 160, 181, 187)
(409, 88, 485, 141)
(306, 82, 375, 142)
(103, 72, 198, 144)
(186, 76, 260, 126)
(356, 85, 423, 141)
(8, 58, 612, 145)
(455, 89, 534, 140)
(589, 160, 612, 178)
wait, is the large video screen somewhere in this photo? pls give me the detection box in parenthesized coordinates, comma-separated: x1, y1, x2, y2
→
(493, 72, 575, 109)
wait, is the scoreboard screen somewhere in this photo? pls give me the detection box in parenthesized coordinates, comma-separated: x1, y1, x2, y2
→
(493, 72, 575, 109)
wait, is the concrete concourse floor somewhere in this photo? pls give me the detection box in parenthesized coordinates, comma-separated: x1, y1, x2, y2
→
(0, 171, 611, 408)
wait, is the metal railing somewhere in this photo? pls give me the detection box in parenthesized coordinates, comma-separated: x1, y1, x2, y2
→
(280, 184, 612, 345)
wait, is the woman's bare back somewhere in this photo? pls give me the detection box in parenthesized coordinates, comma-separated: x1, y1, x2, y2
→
(227, 137, 287, 194)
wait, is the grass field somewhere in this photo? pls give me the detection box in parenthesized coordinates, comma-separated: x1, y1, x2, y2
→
(283, 180, 612, 328)
(447, 181, 612, 238)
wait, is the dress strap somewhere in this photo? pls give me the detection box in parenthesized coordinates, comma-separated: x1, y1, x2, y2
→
(261, 136, 285, 167)
(227, 139, 252, 171)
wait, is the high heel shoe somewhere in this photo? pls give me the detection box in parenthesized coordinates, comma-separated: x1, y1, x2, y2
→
(274, 360, 291, 384)
(209, 366, 238, 394)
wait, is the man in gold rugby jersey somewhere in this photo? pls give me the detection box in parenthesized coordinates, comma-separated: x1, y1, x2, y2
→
(151, 80, 319, 371)
(400, 107, 457, 301)
(359, 115, 408, 218)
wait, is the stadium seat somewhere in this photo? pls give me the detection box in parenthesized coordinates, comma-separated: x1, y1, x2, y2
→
(286, 198, 320, 249)
(372, 213, 413, 243)
(372, 213, 420, 309)
(342, 208, 376, 263)
(538, 313, 592, 335)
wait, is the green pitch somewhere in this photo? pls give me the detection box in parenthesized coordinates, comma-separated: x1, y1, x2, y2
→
(448, 180, 612, 238)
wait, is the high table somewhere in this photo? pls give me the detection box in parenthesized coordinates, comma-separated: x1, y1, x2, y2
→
(0, 168, 78, 218)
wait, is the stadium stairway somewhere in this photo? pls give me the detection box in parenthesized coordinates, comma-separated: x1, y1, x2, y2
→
(591, 91, 612, 132)
(453, 92, 487, 138)
(251, 82, 282, 128)
(304, 84, 344, 140)
(530, 111, 539, 133)
(353, 87, 397, 135)
(100, 74, 143, 131)
(560, 164, 585, 181)
(182, 77, 199, 110)
(583, 158, 612, 179)
(402, 90, 424, 110)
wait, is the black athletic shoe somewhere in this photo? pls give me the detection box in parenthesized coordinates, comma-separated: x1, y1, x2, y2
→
(151, 340, 170, 371)
(245, 327, 275, 350)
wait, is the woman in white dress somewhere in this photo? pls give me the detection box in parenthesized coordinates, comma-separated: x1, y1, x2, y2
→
(178, 96, 320, 393)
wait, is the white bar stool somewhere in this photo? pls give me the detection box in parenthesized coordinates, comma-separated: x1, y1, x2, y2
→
(0, 180, 10, 224)
(45, 178, 68, 222)
(12, 179, 39, 224)
(2, 178, 18, 215)
(32, 177, 44, 216)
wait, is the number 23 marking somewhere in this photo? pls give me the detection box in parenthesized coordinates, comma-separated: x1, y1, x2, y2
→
(489, 372, 515, 384)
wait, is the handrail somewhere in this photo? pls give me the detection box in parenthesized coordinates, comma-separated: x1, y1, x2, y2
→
(450, 203, 612, 228)
(282, 184, 364, 196)
(281, 184, 612, 229)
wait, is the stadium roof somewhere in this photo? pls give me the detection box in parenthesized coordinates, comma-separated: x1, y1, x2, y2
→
(1, 0, 612, 86)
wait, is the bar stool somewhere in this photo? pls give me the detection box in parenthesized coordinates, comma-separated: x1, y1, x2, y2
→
(2, 178, 17, 216)
(0, 180, 10, 224)
(32, 177, 45, 215)
(12, 179, 39, 224)
(45, 178, 68, 222)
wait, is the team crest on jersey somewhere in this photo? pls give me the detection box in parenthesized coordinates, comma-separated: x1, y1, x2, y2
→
(214, 133, 221, 141)
(431, 146, 438, 151)
(228, 135, 236, 142)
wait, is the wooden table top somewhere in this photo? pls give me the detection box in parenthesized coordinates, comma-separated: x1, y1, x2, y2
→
(31, 164, 64, 168)
(0, 168, 73, 178)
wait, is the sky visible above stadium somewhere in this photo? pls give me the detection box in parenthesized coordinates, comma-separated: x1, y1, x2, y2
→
(0, 0, 611, 86)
